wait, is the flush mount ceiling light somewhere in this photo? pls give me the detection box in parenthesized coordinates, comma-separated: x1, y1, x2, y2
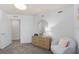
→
(14, 4, 27, 10)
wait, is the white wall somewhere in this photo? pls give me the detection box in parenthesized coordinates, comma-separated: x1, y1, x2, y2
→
(0, 10, 12, 49)
(33, 15, 42, 34)
(34, 5, 74, 40)
(20, 16, 34, 43)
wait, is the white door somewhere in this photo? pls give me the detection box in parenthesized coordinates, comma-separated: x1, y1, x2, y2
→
(11, 19, 20, 40)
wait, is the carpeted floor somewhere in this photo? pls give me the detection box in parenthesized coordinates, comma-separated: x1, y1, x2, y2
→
(0, 41, 52, 54)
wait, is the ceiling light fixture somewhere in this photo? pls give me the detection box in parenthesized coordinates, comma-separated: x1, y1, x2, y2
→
(14, 4, 27, 10)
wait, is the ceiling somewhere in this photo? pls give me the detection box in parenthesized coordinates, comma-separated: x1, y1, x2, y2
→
(0, 4, 72, 15)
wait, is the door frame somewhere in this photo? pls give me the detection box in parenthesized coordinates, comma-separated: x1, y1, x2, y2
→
(11, 19, 21, 42)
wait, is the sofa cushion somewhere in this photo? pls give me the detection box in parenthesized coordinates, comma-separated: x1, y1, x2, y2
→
(59, 37, 69, 48)
(52, 45, 66, 54)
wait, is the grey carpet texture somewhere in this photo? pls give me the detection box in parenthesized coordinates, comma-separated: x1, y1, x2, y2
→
(0, 41, 52, 54)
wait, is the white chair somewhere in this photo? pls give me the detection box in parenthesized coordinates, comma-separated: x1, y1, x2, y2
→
(51, 38, 77, 54)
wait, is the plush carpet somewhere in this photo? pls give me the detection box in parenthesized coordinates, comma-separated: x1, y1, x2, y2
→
(0, 41, 52, 54)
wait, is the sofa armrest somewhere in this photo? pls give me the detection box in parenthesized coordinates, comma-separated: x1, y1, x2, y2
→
(51, 39, 59, 45)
